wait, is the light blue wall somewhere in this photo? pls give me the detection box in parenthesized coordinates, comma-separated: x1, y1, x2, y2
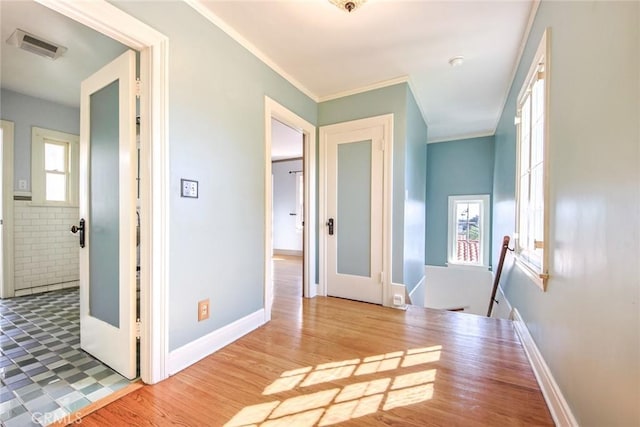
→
(272, 159, 303, 252)
(426, 136, 494, 267)
(492, 1, 639, 425)
(0, 89, 80, 191)
(318, 83, 408, 285)
(403, 87, 427, 293)
(112, 1, 317, 351)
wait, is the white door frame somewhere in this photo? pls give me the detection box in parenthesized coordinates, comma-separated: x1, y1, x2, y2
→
(264, 97, 316, 321)
(0, 120, 15, 299)
(318, 114, 394, 307)
(36, 0, 170, 384)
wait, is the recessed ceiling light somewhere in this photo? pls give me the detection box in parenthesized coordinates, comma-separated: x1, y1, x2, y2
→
(448, 56, 465, 67)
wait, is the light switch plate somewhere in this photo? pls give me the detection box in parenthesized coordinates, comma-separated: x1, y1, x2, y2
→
(181, 179, 198, 198)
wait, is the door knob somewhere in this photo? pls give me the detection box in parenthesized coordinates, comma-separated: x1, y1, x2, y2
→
(70, 218, 85, 248)
(326, 218, 334, 235)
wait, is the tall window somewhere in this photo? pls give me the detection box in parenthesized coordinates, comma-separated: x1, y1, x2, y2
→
(515, 29, 550, 290)
(31, 127, 79, 206)
(447, 195, 490, 268)
(44, 140, 69, 202)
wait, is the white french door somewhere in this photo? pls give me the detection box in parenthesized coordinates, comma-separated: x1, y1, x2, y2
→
(77, 50, 137, 379)
(321, 118, 389, 305)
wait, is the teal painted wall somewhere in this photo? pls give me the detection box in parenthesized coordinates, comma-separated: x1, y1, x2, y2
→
(426, 136, 494, 267)
(0, 89, 79, 192)
(318, 84, 408, 285)
(113, 1, 317, 351)
(404, 87, 427, 294)
(492, 1, 639, 425)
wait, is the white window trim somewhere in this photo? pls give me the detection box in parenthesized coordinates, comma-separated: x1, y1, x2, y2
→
(447, 194, 490, 269)
(31, 126, 79, 206)
(515, 28, 551, 291)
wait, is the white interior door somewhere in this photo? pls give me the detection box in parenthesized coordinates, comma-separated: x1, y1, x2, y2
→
(325, 124, 385, 304)
(78, 50, 137, 379)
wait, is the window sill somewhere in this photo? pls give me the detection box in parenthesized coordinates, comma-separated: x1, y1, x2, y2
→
(514, 257, 548, 291)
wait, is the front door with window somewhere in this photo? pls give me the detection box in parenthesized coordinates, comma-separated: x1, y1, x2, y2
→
(321, 117, 389, 305)
(77, 50, 137, 379)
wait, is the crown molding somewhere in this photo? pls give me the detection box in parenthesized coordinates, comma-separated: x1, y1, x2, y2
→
(185, 0, 319, 102)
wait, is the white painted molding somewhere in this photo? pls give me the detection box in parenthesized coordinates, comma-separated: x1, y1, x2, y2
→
(427, 130, 495, 144)
(390, 282, 408, 310)
(492, 0, 541, 137)
(318, 76, 409, 103)
(185, 0, 317, 102)
(168, 309, 265, 376)
(36, 0, 171, 385)
(1, 120, 15, 299)
(264, 96, 317, 322)
(512, 309, 578, 427)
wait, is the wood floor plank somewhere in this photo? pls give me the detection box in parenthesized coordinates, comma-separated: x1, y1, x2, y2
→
(80, 256, 553, 426)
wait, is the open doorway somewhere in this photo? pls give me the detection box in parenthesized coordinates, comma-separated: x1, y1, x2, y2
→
(2, 0, 168, 425)
(264, 97, 316, 321)
(271, 118, 304, 299)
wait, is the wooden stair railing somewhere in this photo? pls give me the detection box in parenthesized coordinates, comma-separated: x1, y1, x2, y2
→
(487, 236, 512, 317)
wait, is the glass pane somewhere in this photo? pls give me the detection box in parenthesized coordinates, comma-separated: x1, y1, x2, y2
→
(455, 202, 481, 263)
(89, 80, 120, 328)
(337, 140, 371, 277)
(45, 142, 66, 171)
(45, 173, 66, 201)
(520, 94, 531, 176)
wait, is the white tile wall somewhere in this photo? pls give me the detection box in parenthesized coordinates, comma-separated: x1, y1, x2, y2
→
(13, 201, 79, 294)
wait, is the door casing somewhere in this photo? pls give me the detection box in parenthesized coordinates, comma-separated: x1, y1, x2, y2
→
(264, 97, 316, 320)
(319, 114, 394, 307)
(36, 0, 170, 384)
(0, 120, 15, 299)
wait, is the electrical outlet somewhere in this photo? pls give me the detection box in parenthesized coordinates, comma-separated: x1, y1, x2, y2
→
(18, 179, 27, 190)
(198, 299, 210, 321)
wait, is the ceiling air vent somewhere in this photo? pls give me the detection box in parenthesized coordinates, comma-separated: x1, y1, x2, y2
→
(7, 29, 67, 60)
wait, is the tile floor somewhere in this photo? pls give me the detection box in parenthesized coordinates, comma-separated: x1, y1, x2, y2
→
(0, 289, 131, 426)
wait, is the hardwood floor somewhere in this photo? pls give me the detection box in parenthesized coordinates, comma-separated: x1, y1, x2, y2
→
(81, 256, 553, 426)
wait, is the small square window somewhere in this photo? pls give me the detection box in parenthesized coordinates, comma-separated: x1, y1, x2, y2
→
(447, 195, 490, 268)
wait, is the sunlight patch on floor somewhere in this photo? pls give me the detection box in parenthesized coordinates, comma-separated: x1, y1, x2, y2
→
(224, 346, 441, 427)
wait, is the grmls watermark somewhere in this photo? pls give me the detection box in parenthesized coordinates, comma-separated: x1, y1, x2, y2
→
(32, 411, 82, 425)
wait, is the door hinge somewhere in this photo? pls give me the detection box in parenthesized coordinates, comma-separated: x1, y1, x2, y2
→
(514, 116, 521, 125)
(380, 138, 385, 152)
(136, 318, 141, 340)
(135, 78, 142, 99)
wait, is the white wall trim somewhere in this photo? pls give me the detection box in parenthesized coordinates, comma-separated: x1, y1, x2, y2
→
(168, 309, 266, 376)
(1, 120, 15, 299)
(318, 76, 409, 103)
(186, 0, 317, 102)
(512, 308, 579, 427)
(36, 0, 170, 385)
(491, 0, 541, 137)
(427, 130, 495, 145)
(265, 97, 317, 321)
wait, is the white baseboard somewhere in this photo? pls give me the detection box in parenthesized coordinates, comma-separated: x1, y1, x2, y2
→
(168, 308, 265, 375)
(390, 282, 408, 309)
(512, 309, 578, 427)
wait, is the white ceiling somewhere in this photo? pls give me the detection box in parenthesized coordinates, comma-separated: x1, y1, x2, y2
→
(0, 1, 128, 108)
(1, 1, 534, 143)
(195, 0, 534, 142)
(272, 118, 303, 161)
